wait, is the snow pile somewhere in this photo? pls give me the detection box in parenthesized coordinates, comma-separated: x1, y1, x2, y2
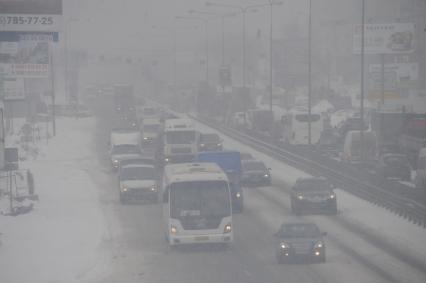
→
(0, 117, 107, 283)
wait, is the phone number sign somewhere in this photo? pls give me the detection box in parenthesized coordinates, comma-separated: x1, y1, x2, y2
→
(0, 14, 62, 32)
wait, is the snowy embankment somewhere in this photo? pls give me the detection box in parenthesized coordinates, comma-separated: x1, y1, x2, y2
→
(0, 117, 108, 283)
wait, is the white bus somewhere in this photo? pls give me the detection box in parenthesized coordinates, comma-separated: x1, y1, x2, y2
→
(282, 106, 323, 145)
(162, 163, 233, 246)
(163, 118, 199, 163)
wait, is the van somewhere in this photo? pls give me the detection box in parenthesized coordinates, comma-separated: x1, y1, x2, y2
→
(342, 130, 378, 165)
(415, 148, 426, 190)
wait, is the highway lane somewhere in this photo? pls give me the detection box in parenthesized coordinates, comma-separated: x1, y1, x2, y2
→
(84, 97, 426, 283)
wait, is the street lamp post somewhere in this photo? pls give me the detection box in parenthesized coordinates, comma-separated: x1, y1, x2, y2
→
(308, 0, 312, 146)
(360, 0, 366, 160)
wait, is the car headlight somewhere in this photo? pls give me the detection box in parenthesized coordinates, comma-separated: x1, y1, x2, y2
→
(121, 187, 128, 192)
(150, 186, 156, 192)
(314, 241, 324, 249)
(280, 242, 289, 249)
(113, 159, 119, 164)
(224, 223, 232, 233)
(217, 143, 222, 147)
(144, 137, 148, 140)
(329, 193, 336, 199)
(264, 174, 269, 178)
(200, 144, 205, 147)
(165, 158, 169, 163)
(171, 225, 177, 235)
(235, 192, 241, 198)
(297, 194, 304, 200)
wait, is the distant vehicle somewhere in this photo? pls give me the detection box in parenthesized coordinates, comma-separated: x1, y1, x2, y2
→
(398, 115, 426, 163)
(141, 118, 163, 145)
(274, 222, 326, 264)
(316, 128, 340, 157)
(230, 112, 246, 129)
(140, 106, 160, 119)
(162, 163, 233, 246)
(342, 130, 378, 166)
(110, 144, 142, 170)
(415, 148, 426, 190)
(199, 133, 223, 151)
(118, 155, 157, 171)
(241, 160, 271, 186)
(113, 84, 135, 114)
(119, 164, 158, 203)
(115, 112, 138, 130)
(290, 177, 337, 215)
(374, 153, 411, 182)
(110, 129, 142, 169)
(197, 151, 244, 213)
(281, 107, 323, 145)
(338, 117, 368, 141)
(246, 109, 274, 133)
(163, 119, 199, 163)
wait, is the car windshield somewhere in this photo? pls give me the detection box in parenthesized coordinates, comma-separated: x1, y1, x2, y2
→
(112, 144, 140, 155)
(243, 161, 267, 171)
(166, 131, 196, 144)
(295, 179, 330, 191)
(143, 124, 160, 132)
(120, 166, 155, 180)
(279, 223, 321, 238)
(200, 134, 220, 143)
(120, 158, 154, 167)
(170, 181, 231, 218)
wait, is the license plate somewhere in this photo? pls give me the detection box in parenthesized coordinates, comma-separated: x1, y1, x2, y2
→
(194, 236, 209, 241)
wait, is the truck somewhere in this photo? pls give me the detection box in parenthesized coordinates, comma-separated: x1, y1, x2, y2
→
(110, 129, 142, 170)
(197, 150, 244, 213)
(113, 84, 135, 115)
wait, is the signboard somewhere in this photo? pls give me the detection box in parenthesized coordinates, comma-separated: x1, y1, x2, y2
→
(0, 36, 50, 77)
(353, 23, 415, 54)
(368, 63, 418, 100)
(0, 14, 62, 32)
(2, 77, 24, 100)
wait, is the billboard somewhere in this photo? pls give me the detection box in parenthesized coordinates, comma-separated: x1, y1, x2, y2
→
(368, 62, 418, 100)
(353, 23, 415, 54)
(2, 77, 25, 100)
(0, 35, 50, 77)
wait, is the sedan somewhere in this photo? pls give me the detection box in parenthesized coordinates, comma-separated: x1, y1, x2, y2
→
(375, 153, 411, 182)
(199, 133, 223, 151)
(275, 222, 326, 264)
(290, 177, 337, 215)
(241, 160, 271, 186)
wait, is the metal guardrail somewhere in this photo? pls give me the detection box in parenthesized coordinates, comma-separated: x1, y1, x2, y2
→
(191, 115, 426, 228)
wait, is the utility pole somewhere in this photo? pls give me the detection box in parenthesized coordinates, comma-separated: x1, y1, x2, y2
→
(308, 0, 312, 146)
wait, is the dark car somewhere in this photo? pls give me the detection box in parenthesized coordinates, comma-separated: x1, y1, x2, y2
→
(375, 153, 411, 182)
(290, 177, 337, 215)
(274, 222, 326, 264)
(241, 160, 271, 186)
(199, 133, 223, 151)
(317, 128, 340, 157)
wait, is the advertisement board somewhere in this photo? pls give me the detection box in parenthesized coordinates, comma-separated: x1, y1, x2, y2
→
(0, 36, 50, 77)
(368, 63, 418, 100)
(2, 77, 25, 100)
(353, 23, 415, 54)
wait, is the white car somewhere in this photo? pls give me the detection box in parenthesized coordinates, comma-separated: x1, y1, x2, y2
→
(118, 164, 158, 203)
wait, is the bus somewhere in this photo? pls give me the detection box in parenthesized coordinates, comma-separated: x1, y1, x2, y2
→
(162, 163, 233, 246)
(281, 106, 323, 145)
(163, 118, 199, 163)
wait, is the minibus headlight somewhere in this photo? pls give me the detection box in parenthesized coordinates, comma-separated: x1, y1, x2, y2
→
(224, 223, 232, 233)
(171, 225, 177, 235)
